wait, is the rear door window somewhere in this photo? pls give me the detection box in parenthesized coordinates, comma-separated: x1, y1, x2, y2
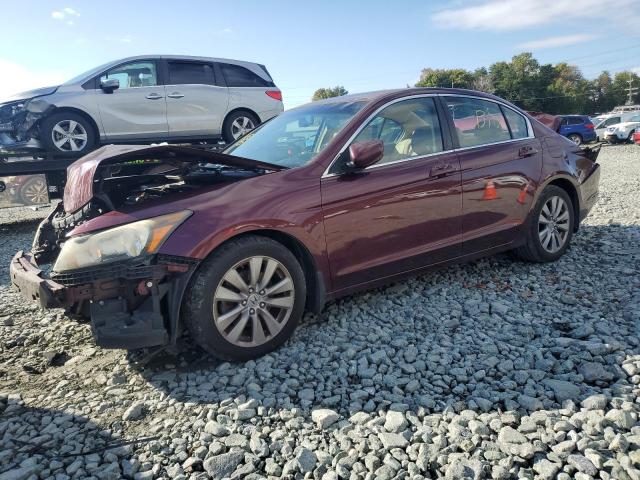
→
(567, 117, 584, 125)
(444, 96, 511, 147)
(220, 63, 271, 87)
(167, 61, 215, 85)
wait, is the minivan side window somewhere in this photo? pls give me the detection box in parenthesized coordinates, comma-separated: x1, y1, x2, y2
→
(501, 107, 529, 139)
(445, 96, 510, 148)
(350, 97, 444, 166)
(220, 63, 270, 87)
(100, 61, 157, 89)
(167, 61, 214, 85)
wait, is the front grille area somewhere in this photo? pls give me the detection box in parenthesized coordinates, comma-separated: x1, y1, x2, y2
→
(50, 255, 199, 286)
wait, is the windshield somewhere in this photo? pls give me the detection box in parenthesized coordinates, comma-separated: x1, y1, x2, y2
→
(224, 100, 366, 168)
(63, 60, 119, 85)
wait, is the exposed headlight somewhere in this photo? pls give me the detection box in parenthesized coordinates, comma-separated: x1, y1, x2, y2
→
(53, 210, 191, 272)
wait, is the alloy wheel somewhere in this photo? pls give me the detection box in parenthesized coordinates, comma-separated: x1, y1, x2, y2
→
(230, 116, 255, 140)
(213, 255, 295, 347)
(51, 120, 88, 152)
(538, 196, 570, 253)
(21, 178, 48, 204)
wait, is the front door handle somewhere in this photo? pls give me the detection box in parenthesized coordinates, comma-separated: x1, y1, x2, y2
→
(428, 162, 455, 178)
(145, 93, 164, 100)
(519, 146, 539, 158)
(167, 92, 185, 99)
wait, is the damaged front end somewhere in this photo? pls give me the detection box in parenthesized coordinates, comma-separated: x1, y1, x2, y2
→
(10, 144, 284, 350)
(11, 248, 198, 349)
(0, 96, 52, 151)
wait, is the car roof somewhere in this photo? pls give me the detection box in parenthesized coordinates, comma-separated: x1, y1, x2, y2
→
(73, 55, 274, 83)
(307, 87, 522, 108)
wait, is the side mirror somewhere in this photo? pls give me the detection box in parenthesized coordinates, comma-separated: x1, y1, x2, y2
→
(347, 140, 384, 170)
(100, 78, 120, 93)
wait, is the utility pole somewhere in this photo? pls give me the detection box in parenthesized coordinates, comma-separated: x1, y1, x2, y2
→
(626, 79, 639, 105)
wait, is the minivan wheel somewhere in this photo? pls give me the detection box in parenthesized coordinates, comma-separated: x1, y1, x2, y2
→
(40, 112, 96, 156)
(183, 236, 306, 361)
(514, 185, 574, 263)
(567, 133, 582, 145)
(222, 111, 259, 143)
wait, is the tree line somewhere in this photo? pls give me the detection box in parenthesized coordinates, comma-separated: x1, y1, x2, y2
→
(312, 52, 640, 115)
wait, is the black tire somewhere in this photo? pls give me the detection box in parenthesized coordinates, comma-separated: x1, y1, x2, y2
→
(567, 133, 582, 146)
(40, 112, 97, 156)
(514, 185, 575, 263)
(19, 176, 49, 205)
(183, 236, 306, 361)
(222, 110, 259, 143)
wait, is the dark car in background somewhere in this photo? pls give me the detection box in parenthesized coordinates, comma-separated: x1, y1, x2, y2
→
(10, 88, 600, 361)
(557, 115, 597, 145)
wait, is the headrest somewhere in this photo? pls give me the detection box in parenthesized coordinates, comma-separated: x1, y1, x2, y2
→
(411, 127, 434, 155)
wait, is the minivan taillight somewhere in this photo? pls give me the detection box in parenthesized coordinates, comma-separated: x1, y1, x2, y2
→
(266, 90, 282, 101)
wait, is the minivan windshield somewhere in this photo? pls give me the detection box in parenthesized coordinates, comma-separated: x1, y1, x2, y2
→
(225, 101, 366, 168)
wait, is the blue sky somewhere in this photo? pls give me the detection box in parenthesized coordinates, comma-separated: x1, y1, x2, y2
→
(1, 0, 639, 108)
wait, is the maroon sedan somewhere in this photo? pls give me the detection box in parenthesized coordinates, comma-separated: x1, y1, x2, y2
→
(10, 88, 601, 361)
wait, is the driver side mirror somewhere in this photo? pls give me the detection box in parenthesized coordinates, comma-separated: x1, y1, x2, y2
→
(100, 78, 120, 93)
(346, 140, 384, 170)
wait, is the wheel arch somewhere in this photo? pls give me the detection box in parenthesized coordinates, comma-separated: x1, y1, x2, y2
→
(42, 106, 101, 140)
(193, 228, 326, 315)
(544, 177, 581, 232)
(223, 107, 261, 126)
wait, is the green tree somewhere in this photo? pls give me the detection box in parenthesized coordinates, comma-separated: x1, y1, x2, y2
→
(415, 68, 474, 88)
(312, 86, 348, 101)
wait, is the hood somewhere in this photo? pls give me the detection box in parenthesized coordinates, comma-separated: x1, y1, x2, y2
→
(1, 85, 58, 103)
(63, 144, 286, 213)
(609, 120, 640, 130)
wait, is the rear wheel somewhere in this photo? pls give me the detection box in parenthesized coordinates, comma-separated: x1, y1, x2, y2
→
(567, 133, 582, 145)
(19, 176, 49, 205)
(183, 236, 306, 361)
(514, 186, 574, 263)
(40, 112, 96, 156)
(222, 111, 259, 143)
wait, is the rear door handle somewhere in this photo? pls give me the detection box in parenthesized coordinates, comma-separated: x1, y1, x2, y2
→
(167, 92, 184, 99)
(145, 93, 164, 100)
(519, 146, 538, 158)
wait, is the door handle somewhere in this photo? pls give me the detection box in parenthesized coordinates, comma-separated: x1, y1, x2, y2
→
(518, 146, 538, 158)
(145, 93, 164, 100)
(167, 92, 185, 99)
(428, 162, 455, 178)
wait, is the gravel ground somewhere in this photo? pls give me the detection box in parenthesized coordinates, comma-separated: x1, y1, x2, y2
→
(0, 145, 639, 480)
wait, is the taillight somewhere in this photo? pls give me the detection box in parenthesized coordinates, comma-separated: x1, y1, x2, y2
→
(266, 90, 282, 101)
(585, 123, 594, 129)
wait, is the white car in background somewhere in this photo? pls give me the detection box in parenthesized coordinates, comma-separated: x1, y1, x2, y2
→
(594, 112, 639, 141)
(603, 114, 640, 143)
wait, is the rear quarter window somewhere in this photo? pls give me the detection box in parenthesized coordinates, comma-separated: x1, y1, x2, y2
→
(220, 63, 273, 87)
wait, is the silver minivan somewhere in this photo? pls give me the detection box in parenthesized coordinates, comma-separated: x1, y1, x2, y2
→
(0, 55, 283, 155)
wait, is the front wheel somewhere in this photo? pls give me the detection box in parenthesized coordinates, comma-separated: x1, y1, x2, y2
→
(183, 236, 306, 361)
(514, 186, 574, 263)
(40, 112, 96, 156)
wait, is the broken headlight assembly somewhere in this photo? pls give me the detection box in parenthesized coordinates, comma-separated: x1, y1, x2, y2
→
(53, 210, 192, 272)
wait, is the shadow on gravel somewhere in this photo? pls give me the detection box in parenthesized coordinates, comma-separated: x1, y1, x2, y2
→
(0, 396, 149, 478)
(126, 223, 639, 420)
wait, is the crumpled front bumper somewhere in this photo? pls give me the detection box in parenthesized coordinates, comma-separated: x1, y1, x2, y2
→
(0, 111, 44, 150)
(10, 250, 199, 350)
(10, 250, 66, 308)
